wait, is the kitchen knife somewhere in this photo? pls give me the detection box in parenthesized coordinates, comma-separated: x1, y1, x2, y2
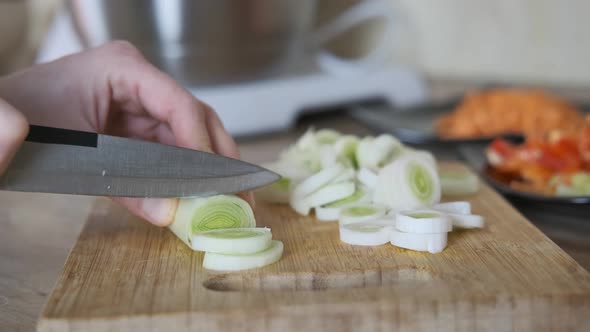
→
(0, 125, 280, 198)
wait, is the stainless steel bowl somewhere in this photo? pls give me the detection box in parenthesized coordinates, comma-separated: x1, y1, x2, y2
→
(67, 0, 316, 86)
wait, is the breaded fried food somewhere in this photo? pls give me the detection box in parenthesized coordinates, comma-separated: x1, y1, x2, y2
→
(436, 89, 584, 139)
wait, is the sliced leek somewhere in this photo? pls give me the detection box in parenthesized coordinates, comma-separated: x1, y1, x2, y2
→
(290, 195, 312, 216)
(339, 222, 393, 246)
(395, 210, 452, 233)
(315, 128, 341, 145)
(374, 154, 441, 211)
(169, 195, 256, 248)
(364, 217, 397, 226)
(332, 168, 356, 183)
(305, 181, 356, 208)
(315, 205, 342, 221)
(355, 136, 375, 169)
(315, 188, 370, 221)
(325, 188, 370, 207)
(255, 177, 291, 204)
(448, 213, 485, 229)
(263, 161, 312, 183)
(334, 135, 359, 167)
(357, 167, 378, 188)
(292, 164, 345, 199)
(439, 169, 479, 195)
(390, 229, 447, 254)
(260, 128, 484, 255)
(203, 240, 284, 271)
(356, 134, 402, 169)
(432, 201, 471, 215)
(192, 228, 272, 254)
(339, 203, 387, 224)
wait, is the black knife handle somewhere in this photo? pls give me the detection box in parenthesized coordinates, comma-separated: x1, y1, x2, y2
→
(25, 125, 98, 148)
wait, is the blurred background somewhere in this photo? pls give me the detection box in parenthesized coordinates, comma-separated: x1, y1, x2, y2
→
(1, 0, 590, 136)
(3, 0, 590, 83)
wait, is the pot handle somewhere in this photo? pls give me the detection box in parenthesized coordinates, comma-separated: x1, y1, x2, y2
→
(312, 0, 403, 76)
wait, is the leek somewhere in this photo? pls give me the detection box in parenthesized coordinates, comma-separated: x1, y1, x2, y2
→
(339, 222, 393, 246)
(169, 195, 255, 248)
(203, 240, 284, 271)
(439, 169, 479, 196)
(192, 228, 272, 254)
(374, 154, 441, 211)
(395, 210, 452, 233)
(339, 203, 387, 224)
(390, 228, 448, 254)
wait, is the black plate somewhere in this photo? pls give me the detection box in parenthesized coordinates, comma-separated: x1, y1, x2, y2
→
(348, 98, 523, 145)
(481, 164, 590, 205)
(348, 88, 590, 145)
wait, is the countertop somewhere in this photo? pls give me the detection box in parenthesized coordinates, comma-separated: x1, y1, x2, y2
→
(1, 81, 590, 332)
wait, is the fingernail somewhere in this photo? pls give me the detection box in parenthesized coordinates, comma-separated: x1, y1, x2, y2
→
(141, 198, 178, 226)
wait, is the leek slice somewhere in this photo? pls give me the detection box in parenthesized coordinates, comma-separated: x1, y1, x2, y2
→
(315, 188, 370, 221)
(290, 195, 312, 216)
(315, 205, 342, 221)
(374, 154, 441, 211)
(448, 213, 485, 229)
(432, 201, 471, 215)
(395, 210, 452, 233)
(365, 217, 397, 226)
(325, 188, 370, 207)
(305, 181, 356, 208)
(203, 240, 284, 271)
(263, 161, 312, 183)
(332, 168, 356, 183)
(255, 177, 291, 204)
(319, 145, 339, 169)
(339, 222, 393, 246)
(292, 164, 345, 199)
(315, 128, 341, 145)
(390, 229, 447, 253)
(439, 169, 479, 195)
(356, 134, 403, 169)
(169, 195, 256, 248)
(357, 167, 378, 188)
(192, 228, 272, 254)
(295, 128, 318, 150)
(339, 203, 387, 224)
(334, 135, 359, 168)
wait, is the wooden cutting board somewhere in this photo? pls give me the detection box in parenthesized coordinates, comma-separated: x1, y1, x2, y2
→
(37, 164, 590, 332)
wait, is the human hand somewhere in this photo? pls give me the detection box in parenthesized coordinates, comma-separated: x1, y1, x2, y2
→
(0, 41, 250, 226)
(0, 98, 28, 176)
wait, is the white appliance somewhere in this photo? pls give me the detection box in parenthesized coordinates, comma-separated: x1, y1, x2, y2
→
(37, 7, 427, 136)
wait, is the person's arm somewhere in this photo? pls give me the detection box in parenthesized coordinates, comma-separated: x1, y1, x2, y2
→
(0, 41, 248, 226)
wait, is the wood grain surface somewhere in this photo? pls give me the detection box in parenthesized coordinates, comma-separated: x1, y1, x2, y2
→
(37, 164, 590, 331)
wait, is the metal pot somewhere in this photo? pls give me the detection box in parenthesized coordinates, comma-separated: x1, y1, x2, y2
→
(67, 0, 316, 86)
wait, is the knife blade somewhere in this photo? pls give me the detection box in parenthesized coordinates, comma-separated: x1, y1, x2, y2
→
(0, 125, 280, 198)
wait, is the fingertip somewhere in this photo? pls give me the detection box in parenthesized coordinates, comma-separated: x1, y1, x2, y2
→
(113, 197, 179, 227)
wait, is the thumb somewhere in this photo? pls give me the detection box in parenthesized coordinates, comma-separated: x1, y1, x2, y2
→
(0, 98, 29, 175)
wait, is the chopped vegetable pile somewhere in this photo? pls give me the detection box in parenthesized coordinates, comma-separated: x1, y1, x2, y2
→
(168, 129, 485, 272)
(258, 128, 485, 253)
(487, 116, 590, 196)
